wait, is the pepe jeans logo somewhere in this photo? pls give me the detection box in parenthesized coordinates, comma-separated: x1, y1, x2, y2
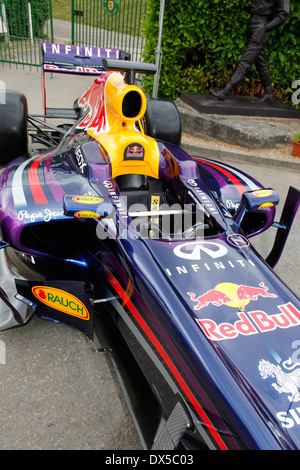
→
(32, 286, 89, 320)
(18, 209, 64, 223)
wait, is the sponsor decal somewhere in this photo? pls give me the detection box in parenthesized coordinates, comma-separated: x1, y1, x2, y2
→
(42, 42, 120, 60)
(124, 143, 145, 161)
(259, 358, 300, 404)
(197, 302, 300, 342)
(169, 241, 255, 276)
(187, 179, 219, 216)
(18, 209, 64, 223)
(166, 258, 256, 277)
(104, 179, 127, 218)
(72, 196, 104, 204)
(174, 241, 228, 261)
(32, 286, 90, 320)
(188, 282, 277, 311)
(102, 179, 128, 220)
(149, 195, 160, 238)
(252, 189, 273, 198)
(74, 211, 101, 219)
(258, 342, 300, 429)
(227, 233, 250, 248)
(226, 200, 240, 211)
(151, 195, 160, 212)
(75, 146, 88, 175)
(258, 203, 274, 209)
(44, 64, 102, 74)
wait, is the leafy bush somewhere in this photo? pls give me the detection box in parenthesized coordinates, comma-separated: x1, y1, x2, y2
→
(142, 0, 300, 104)
(5, 0, 50, 39)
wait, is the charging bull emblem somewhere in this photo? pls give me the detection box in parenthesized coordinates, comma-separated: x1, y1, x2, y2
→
(188, 290, 233, 310)
(124, 143, 145, 161)
(188, 282, 277, 311)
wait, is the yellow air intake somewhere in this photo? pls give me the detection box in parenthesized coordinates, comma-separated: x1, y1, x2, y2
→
(105, 72, 147, 125)
(89, 71, 160, 180)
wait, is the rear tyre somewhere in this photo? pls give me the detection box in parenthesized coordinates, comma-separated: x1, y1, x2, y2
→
(0, 91, 28, 164)
(143, 98, 181, 146)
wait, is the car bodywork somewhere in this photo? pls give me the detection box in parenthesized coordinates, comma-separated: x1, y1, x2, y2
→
(0, 43, 300, 450)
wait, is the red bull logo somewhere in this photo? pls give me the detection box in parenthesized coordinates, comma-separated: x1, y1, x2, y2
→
(188, 282, 277, 311)
(197, 302, 300, 342)
(188, 290, 233, 310)
(189, 283, 300, 342)
(124, 143, 145, 161)
(236, 283, 277, 301)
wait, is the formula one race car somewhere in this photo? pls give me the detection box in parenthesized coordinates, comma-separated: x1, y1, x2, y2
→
(0, 43, 300, 450)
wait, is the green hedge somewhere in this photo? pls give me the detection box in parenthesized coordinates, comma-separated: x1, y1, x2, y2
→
(142, 0, 300, 104)
(5, 0, 50, 39)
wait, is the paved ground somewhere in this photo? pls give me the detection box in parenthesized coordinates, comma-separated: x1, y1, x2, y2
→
(0, 317, 142, 450)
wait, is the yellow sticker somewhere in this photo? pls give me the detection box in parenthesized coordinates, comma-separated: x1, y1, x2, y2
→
(74, 211, 101, 218)
(151, 195, 160, 212)
(253, 190, 273, 198)
(32, 286, 90, 320)
(258, 203, 274, 209)
(150, 194, 160, 238)
(72, 196, 104, 204)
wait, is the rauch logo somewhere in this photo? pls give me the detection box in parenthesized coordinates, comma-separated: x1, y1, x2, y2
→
(32, 286, 90, 320)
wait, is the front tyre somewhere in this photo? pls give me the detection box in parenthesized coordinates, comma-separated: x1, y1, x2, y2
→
(0, 91, 28, 164)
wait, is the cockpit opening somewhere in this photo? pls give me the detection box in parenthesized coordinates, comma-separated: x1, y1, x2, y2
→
(114, 174, 221, 240)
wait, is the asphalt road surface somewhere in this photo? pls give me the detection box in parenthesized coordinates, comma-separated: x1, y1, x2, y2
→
(0, 317, 143, 450)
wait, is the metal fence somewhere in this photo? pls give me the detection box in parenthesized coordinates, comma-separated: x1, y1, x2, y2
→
(71, 0, 147, 62)
(0, 0, 147, 67)
(0, 0, 53, 67)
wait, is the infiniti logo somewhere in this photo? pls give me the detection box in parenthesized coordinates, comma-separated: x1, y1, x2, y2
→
(173, 242, 228, 261)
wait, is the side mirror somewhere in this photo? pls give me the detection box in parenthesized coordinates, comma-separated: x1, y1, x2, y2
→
(233, 189, 279, 226)
(63, 195, 114, 219)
